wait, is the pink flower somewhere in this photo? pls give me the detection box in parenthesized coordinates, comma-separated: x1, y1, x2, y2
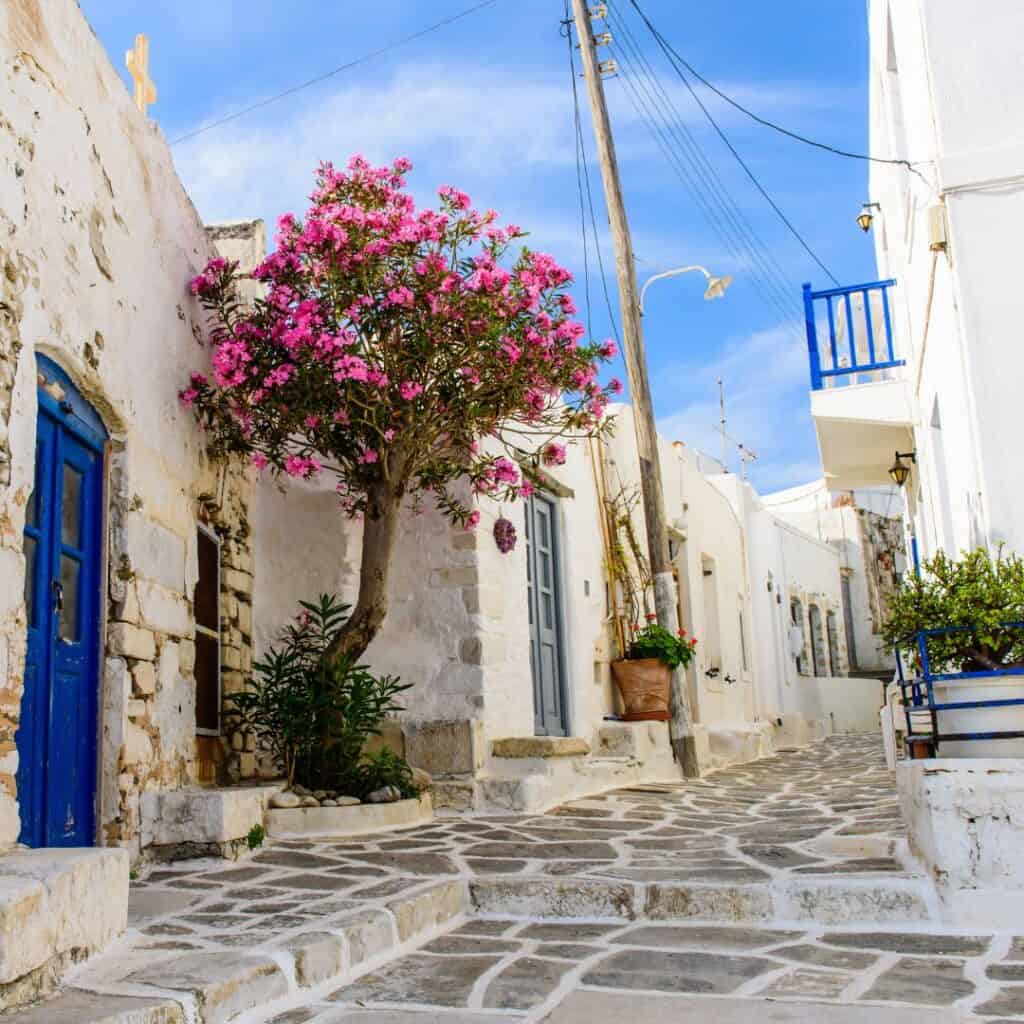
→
(179, 388, 198, 406)
(609, 377, 624, 395)
(384, 429, 395, 442)
(284, 455, 321, 479)
(399, 380, 424, 401)
(358, 448, 379, 465)
(465, 510, 481, 531)
(304, 415, 320, 430)
(252, 452, 269, 472)
(387, 286, 415, 308)
(493, 457, 519, 486)
(543, 442, 567, 466)
(599, 339, 619, 360)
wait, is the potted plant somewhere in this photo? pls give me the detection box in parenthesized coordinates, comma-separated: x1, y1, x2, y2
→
(882, 548, 1024, 757)
(611, 614, 698, 721)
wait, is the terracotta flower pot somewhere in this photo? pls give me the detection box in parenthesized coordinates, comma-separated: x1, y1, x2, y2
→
(611, 657, 671, 721)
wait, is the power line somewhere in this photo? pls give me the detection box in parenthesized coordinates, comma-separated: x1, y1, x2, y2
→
(170, 0, 502, 146)
(563, 14, 621, 344)
(619, 0, 840, 287)
(627, 0, 933, 190)
(605, 6, 804, 335)
(563, 5, 593, 335)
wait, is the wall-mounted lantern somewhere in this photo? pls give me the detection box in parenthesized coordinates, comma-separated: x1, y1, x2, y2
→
(857, 202, 881, 233)
(888, 450, 917, 488)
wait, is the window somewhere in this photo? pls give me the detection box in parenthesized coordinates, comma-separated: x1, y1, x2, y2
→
(195, 525, 221, 735)
(701, 556, 721, 672)
(809, 604, 826, 677)
(790, 598, 806, 675)
(826, 610, 841, 676)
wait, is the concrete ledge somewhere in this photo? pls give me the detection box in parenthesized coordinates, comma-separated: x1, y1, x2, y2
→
(491, 737, 591, 759)
(0, 848, 128, 1010)
(265, 794, 432, 838)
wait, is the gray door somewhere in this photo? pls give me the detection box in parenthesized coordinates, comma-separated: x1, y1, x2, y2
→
(526, 493, 568, 736)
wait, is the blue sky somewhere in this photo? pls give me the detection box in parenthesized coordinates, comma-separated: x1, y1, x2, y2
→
(82, 0, 878, 492)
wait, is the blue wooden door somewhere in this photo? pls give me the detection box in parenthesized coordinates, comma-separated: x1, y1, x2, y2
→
(526, 494, 568, 736)
(17, 361, 105, 847)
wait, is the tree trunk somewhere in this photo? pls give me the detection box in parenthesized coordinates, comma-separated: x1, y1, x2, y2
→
(326, 480, 403, 666)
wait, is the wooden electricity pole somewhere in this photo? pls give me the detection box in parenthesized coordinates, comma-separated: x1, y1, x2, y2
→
(571, 0, 698, 775)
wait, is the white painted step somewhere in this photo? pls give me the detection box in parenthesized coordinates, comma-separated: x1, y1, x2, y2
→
(1, 989, 183, 1023)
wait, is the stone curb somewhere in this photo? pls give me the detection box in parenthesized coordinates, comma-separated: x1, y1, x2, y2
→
(469, 874, 935, 928)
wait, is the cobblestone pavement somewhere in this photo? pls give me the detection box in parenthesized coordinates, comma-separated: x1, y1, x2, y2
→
(39, 736, 1024, 1022)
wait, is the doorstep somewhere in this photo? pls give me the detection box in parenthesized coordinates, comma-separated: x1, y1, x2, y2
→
(140, 783, 284, 860)
(491, 737, 591, 759)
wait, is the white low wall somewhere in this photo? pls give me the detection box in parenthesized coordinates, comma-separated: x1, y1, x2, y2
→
(897, 758, 1024, 927)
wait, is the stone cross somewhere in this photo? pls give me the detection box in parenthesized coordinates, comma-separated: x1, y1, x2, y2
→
(125, 34, 157, 116)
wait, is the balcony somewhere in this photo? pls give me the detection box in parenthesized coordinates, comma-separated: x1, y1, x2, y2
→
(802, 279, 915, 491)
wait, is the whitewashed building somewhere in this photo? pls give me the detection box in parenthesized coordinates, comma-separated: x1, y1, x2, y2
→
(762, 480, 904, 678)
(805, 0, 1024, 565)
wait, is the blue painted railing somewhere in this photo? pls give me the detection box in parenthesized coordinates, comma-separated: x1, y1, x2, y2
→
(897, 623, 1024, 754)
(803, 279, 902, 390)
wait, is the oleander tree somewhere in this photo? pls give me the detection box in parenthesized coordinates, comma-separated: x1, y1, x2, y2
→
(182, 156, 620, 663)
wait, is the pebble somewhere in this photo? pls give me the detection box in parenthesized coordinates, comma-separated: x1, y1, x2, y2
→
(366, 785, 403, 804)
(269, 791, 301, 809)
(336, 796, 361, 806)
(299, 795, 320, 808)
(320, 799, 338, 807)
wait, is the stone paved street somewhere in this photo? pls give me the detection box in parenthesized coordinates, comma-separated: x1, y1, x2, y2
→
(22, 736, 1024, 1022)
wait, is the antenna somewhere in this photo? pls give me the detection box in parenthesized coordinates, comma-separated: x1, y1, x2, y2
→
(718, 377, 727, 473)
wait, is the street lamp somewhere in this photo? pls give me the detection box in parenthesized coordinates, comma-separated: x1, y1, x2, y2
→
(639, 265, 733, 315)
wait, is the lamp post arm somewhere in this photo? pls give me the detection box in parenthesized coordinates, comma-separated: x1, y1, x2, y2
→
(639, 265, 712, 314)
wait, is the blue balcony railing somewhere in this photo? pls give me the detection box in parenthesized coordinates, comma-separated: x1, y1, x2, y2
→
(896, 623, 1024, 755)
(803, 279, 903, 391)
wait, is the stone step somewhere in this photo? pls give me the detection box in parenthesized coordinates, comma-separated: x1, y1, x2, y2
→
(0, 989, 183, 1023)
(34, 879, 466, 1024)
(469, 873, 937, 928)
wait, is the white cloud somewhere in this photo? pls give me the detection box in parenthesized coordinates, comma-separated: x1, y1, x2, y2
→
(655, 321, 821, 491)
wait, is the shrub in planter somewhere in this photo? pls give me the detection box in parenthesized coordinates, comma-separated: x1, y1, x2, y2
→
(611, 616, 698, 721)
(883, 548, 1024, 756)
(226, 593, 417, 796)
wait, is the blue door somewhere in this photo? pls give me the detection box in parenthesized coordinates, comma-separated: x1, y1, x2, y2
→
(17, 357, 106, 847)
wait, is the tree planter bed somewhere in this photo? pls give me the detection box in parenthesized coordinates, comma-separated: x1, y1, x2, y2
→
(264, 793, 433, 838)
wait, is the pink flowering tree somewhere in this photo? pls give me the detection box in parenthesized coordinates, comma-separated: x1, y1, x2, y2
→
(183, 157, 620, 663)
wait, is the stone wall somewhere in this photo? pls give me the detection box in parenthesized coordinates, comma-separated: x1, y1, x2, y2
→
(0, 0, 258, 853)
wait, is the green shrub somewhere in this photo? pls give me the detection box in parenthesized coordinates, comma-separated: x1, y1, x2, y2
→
(246, 823, 266, 850)
(225, 593, 414, 792)
(882, 548, 1024, 673)
(357, 748, 419, 800)
(626, 617, 698, 670)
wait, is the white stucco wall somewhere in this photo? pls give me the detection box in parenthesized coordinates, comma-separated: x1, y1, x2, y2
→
(0, 0, 244, 850)
(868, 0, 1024, 561)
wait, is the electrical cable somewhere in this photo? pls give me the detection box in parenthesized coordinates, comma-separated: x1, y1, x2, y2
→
(618, 0, 840, 286)
(564, 13, 622, 343)
(563, 5, 594, 336)
(627, 0, 932, 189)
(170, 0, 502, 146)
(605, 6, 804, 334)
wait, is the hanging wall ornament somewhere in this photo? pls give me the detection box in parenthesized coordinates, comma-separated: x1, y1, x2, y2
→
(493, 515, 517, 554)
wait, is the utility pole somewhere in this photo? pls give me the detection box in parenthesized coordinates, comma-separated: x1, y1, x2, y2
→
(571, 0, 697, 775)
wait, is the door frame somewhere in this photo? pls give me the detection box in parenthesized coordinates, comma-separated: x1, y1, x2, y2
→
(526, 490, 571, 737)
(21, 355, 108, 846)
